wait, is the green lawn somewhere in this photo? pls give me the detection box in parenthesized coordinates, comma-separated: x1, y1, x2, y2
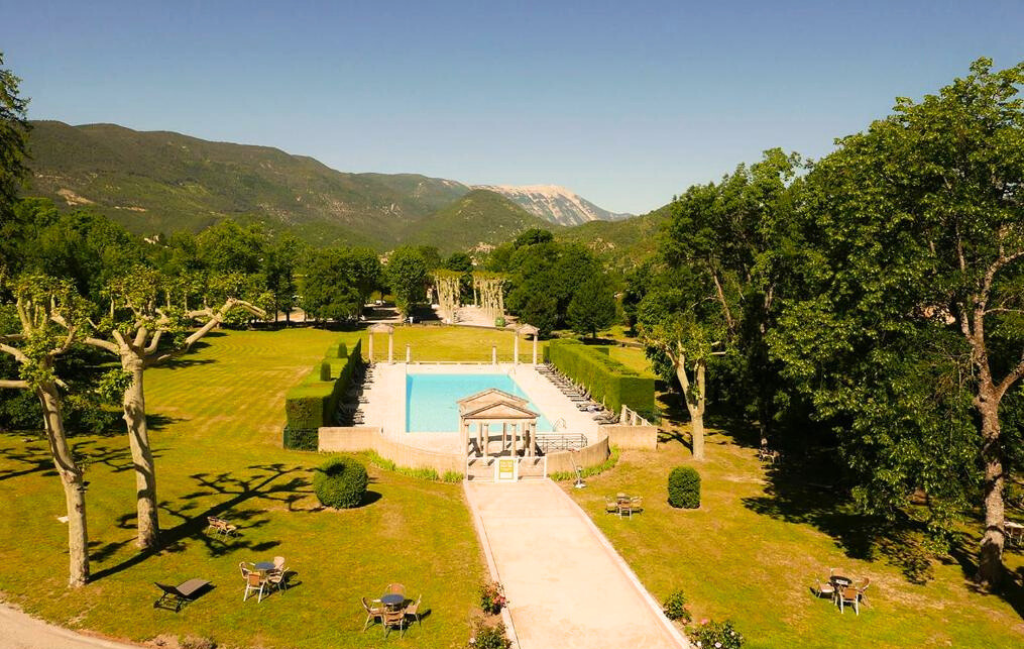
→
(3, 324, 1022, 648)
(366, 324, 550, 363)
(566, 432, 1024, 649)
(0, 327, 485, 648)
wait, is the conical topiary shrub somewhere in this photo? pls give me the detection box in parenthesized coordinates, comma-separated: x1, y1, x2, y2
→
(314, 456, 368, 509)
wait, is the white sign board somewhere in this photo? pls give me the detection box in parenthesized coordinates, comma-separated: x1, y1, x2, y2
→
(495, 458, 518, 482)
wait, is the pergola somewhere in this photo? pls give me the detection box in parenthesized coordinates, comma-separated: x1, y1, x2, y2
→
(514, 323, 540, 366)
(458, 388, 538, 459)
(367, 323, 394, 364)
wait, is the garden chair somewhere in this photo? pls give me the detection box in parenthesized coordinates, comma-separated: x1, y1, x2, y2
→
(362, 597, 384, 631)
(385, 583, 405, 597)
(382, 606, 407, 637)
(243, 570, 268, 603)
(855, 578, 871, 607)
(605, 496, 619, 514)
(267, 566, 290, 592)
(207, 516, 237, 538)
(629, 496, 644, 515)
(273, 556, 286, 570)
(837, 583, 867, 615)
(812, 568, 838, 601)
(405, 594, 423, 626)
(238, 561, 255, 578)
(1006, 522, 1024, 549)
(813, 578, 836, 602)
(154, 578, 209, 612)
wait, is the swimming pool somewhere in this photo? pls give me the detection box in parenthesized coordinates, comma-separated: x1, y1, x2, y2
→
(405, 373, 554, 433)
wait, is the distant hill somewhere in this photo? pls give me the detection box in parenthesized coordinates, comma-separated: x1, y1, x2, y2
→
(474, 184, 632, 226)
(402, 189, 557, 254)
(25, 120, 471, 248)
(556, 203, 671, 271)
(23, 120, 649, 254)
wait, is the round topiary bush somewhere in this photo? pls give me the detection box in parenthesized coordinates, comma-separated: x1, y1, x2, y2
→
(668, 466, 701, 509)
(314, 456, 368, 509)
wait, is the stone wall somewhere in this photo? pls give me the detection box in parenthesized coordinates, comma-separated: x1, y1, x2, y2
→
(602, 424, 659, 450)
(545, 437, 611, 475)
(319, 427, 616, 478)
(318, 427, 466, 475)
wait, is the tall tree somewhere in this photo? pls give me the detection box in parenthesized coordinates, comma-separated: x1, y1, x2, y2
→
(77, 267, 268, 549)
(567, 277, 617, 339)
(301, 249, 364, 322)
(386, 247, 428, 319)
(637, 273, 726, 461)
(0, 52, 29, 217)
(0, 52, 31, 272)
(263, 234, 299, 322)
(661, 149, 803, 440)
(770, 59, 1024, 587)
(0, 276, 92, 586)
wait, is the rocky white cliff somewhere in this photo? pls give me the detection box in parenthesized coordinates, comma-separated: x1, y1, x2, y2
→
(472, 184, 632, 227)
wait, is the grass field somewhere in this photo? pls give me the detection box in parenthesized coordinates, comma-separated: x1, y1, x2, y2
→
(2, 324, 1022, 648)
(564, 378, 1024, 648)
(0, 327, 486, 648)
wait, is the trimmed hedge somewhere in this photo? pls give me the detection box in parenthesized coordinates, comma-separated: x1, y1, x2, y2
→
(668, 466, 701, 509)
(282, 426, 318, 451)
(313, 456, 368, 508)
(284, 338, 363, 445)
(544, 340, 654, 414)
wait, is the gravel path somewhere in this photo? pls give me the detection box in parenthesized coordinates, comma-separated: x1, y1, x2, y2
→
(0, 604, 142, 649)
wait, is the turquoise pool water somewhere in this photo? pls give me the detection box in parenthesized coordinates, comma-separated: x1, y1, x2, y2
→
(405, 373, 554, 433)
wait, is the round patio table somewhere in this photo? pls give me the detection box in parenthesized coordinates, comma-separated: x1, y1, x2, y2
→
(830, 575, 852, 589)
(254, 562, 275, 571)
(381, 594, 404, 608)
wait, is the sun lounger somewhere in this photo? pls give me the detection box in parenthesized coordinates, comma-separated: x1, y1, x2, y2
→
(154, 578, 210, 612)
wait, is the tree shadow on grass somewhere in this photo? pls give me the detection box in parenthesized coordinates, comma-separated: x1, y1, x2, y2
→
(0, 437, 141, 482)
(0, 440, 59, 482)
(90, 463, 312, 582)
(946, 528, 1024, 619)
(146, 413, 184, 432)
(740, 457, 1024, 610)
(158, 357, 216, 372)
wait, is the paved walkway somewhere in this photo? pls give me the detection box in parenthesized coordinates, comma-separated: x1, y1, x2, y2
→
(0, 604, 141, 649)
(465, 480, 688, 649)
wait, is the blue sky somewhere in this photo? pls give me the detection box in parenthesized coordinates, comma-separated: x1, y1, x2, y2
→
(3, 1, 1023, 214)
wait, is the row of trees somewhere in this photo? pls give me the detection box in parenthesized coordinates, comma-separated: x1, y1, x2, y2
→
(635, 59, 1024, 588)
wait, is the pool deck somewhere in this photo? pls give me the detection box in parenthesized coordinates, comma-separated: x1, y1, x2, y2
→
(361, 363, 602, 454)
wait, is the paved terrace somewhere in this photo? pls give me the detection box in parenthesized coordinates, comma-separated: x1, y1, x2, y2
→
(465, 479, 688, 649)
(361, 362, 602, 453)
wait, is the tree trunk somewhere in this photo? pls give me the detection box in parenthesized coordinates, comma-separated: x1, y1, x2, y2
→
(122, 356, 160, 549)
(674, 354, 707, 461)
(37, 382, 89, 587)
(976, 393, 1005, 588)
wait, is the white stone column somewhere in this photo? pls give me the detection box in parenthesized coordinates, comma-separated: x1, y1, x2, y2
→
(388, 332, 394, 364)
(406, 344, 411, 363)
(532, 336, 538, 365)
(368, 334, 374, 363)
(492, 345, 497, 365)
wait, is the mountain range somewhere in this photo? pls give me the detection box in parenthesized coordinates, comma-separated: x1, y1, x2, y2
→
(23, 121, 636, 252)
(473, 184, 632, 226)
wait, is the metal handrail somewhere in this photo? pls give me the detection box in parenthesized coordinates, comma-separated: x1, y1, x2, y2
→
(534, 432, 588, 453)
